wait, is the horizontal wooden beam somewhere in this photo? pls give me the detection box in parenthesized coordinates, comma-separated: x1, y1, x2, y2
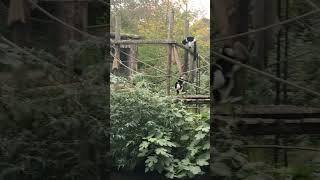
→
(176, 99, 210, 105)
(214, 105, 320, 119)
(213, 116, 320, 135)
(111, 39, 177, 45)
(179, 95, 210, 99)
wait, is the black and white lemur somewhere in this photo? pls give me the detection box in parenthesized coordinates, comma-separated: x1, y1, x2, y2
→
(213, 42, 249, 103)
(175, 76, 185, 95)
(174, 37, 197, 95)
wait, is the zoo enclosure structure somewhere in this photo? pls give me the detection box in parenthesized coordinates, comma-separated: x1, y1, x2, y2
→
(110, 8, 209, 99)
(213, 0, 320, 167)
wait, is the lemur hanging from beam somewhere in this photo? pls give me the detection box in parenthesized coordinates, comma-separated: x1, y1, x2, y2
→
(213, 42, 249, 103)
(175, 37, 197, 95)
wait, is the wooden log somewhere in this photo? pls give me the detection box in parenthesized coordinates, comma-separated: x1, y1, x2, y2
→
(183, 3, 189, 77)
(167, 7, 174, 95)
(214, 115, 320, 135)
(179, 95, 210, 99)
(173, 46, 183, 76)
(112, 14, 121, 71)
(182, 99, 210, 104)
(214, 105, 320, 119)
(111, 39, 176, 45)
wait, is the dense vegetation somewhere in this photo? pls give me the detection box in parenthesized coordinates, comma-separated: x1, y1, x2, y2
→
(212, 0, 320, 179)
(111, 75, 209, 179)
(109, 0, 210, 178)
(0, 39, 109, 179)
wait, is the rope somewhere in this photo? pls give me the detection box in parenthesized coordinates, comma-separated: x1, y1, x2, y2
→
(214, 9, 320, 43)
(111, 48, 209, 93)
(110, 52, 167, 78)
(9, 1, 209, 92)
(306, 0, 319, 10)
(199, 54, 210, 66)
(112, 46, 209, 74)
(213, 51, 320, 98)
(28, 0, 100, 41)
(0, 34, 78, 80)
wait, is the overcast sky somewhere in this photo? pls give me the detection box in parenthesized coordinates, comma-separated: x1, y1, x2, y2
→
(188, 0, 210, 19)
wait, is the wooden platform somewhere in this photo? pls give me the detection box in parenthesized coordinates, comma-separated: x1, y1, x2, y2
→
(214, 105, 320, 135)
(176, 95, 210, 104)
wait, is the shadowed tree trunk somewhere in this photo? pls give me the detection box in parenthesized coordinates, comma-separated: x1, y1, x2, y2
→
(55, 1, 88, 62)
(7, 0, 32, 47)
(213, 0, 249, 101)
(252, 0, 279, 69)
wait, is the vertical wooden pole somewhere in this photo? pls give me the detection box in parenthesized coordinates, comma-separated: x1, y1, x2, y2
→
(232, 0, 249, 101)
(253, 0, 265, 69)
(274, 134, 280, 167)
(112, 13, 121, 72)
(8, 0, 32, 47)
(167, 7, 174, 95)
(275, 0, 282, 105)
(196, 53, 201, 114)
(283, 0, 289, 103)
(183, 2, 189, 78)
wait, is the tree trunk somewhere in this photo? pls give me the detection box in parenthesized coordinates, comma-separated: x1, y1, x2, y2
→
(55, 1, 88, 62)
(167, 7, 174, 95)
(252, 0, 279, 69)
(232, 0, 249, 100)
(8, 0, 31, 47)
(213, 0, 249, 101)
(183, 3, 189, 79)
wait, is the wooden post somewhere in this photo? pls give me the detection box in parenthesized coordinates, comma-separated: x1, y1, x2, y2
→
(55, 1, 88, 61)
(183, 2, 189, 78)
(112, 13, 121, 72)
(253, 0, 279, 69)
(167, 7, 174, 95)
(8, 0, 32, 47)
(189, 49, 196, 83)
(283, 0, 289, 103)
(275, 0, 282, 105)
(253, 0, 266, 69)
(232, 0, 249, 101)
(173, 46, 183, 76)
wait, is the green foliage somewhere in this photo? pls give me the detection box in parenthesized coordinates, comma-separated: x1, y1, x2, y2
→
(111, 75, 209, 179)
(0, 40, 108, 180)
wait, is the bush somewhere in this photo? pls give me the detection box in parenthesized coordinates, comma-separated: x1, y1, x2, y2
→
(111, 75, 209, 179)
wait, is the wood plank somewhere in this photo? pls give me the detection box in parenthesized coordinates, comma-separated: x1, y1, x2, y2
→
(179, 95, 210, 99)
(214, 105, 320, 119)
(213, 115, 320, 135)
(111, 39, 177, 45)
(179, 99, 210, 104)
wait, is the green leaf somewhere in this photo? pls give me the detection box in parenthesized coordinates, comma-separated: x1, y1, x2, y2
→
(195, 132, 206, 140)
(155, 147, 172, 157)
(175, 112, 183, 118)
(202, 142, 210, 150)
(180, 135, 189, 141)
(188, 166, 202, 175)
(139, 141, 150, 150)
(196, 159, 209, 166)
(138, 149, 148, 157)
(145, 156, 158, 168)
